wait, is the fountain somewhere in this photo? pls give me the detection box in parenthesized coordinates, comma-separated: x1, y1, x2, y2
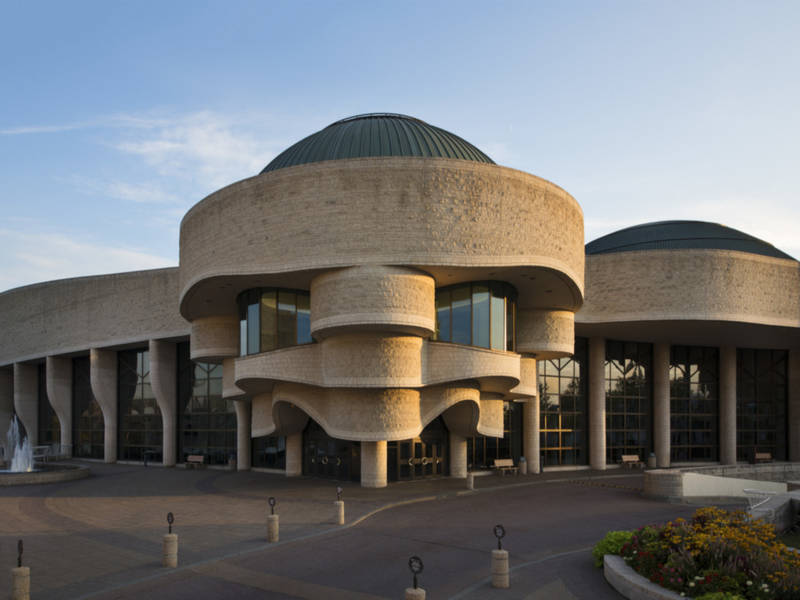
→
(0, 415, 89, 485)
(3, 416, 34, 473)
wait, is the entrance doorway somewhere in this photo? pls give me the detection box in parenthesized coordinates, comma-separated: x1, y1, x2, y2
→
(388, 418, 447, 481)
(303, 420, 360, 482)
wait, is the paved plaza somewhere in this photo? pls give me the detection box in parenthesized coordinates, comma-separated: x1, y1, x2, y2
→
(0, 464, 700, 599)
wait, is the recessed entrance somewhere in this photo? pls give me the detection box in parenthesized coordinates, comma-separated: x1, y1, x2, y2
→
(388, 418, 447, 481)
(302, 420, 360, 482)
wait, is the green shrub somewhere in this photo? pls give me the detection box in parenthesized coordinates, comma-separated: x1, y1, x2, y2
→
(592, 530, 634, 567)
(694, 593, 746, 600)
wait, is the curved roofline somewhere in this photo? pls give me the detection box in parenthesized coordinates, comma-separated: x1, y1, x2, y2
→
(586, 220, 795, 261)
(261, 113, 494, 174)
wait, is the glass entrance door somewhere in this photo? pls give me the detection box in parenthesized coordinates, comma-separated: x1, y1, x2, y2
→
(388, 418, 447, 481)
(303, 420, 360, 482)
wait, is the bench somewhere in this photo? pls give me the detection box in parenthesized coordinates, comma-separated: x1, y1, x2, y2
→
(754, 452, 773, 464)
(33, 445, 51, 463)
(492, 458, 519, 476)
(620, 454, 643, 469)
(186, 454, 206, 469)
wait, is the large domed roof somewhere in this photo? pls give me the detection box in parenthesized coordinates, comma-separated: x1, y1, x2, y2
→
(261, 113, 494, 174)
(586, 220, 795, 260)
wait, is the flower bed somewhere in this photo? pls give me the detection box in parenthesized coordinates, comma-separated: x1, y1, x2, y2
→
(594, 507, 800, 599)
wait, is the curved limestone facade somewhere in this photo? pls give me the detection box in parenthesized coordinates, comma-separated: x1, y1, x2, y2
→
(1, 116, 798, 487)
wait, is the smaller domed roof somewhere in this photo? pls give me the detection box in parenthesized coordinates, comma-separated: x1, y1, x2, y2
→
(586, 220, 795, 261)
(261, 113, 494, 174)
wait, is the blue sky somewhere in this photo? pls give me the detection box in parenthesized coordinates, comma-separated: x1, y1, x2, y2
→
(1, 1, 798, 292)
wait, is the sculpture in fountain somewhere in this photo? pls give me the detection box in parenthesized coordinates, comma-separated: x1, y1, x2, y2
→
(3, 416, 34, 473)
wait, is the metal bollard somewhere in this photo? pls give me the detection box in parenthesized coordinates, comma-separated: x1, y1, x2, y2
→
(12, 541, 29, 600)
(467, 472, 474, 490)
(162, 511, 178, 567)
(492, 524, 509, 588)
(405, 556, 425, 600)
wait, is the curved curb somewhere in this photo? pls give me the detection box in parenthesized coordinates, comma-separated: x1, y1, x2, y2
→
(604, 555, 683, 600)
(0, 464, 90, 486)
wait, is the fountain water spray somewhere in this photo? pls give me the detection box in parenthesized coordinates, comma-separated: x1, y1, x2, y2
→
(4, 416, 34, 473)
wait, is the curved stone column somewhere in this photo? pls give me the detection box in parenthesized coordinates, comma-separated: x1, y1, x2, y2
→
(149, 340, 177, 466)
(286, 432, 302, 477)
(13, 363, 38, 447)
(0, 368, 12, 438)
(361, 440, 387, 488)
(234, 399, 251, 471)
(522, 398, 540, 474)
(46, 357, 72, 456)
(90, 348, 117, 463)
(449, 433, 467, 478)
(589, 337, 606, 470)
(653, 343, 670, 468)
(719, 346, 737, 465)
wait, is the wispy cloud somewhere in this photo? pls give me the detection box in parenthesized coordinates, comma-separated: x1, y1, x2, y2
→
(0, 228, 175, 292)
(69, 176, 178, 205)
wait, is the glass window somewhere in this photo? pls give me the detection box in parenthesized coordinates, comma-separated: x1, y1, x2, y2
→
(471, 285, 490, 348)
(260, 290, 277, 352)
(451, 286, 472, 345)
(118, 349, 162, 462)
(670, 346, 718, 462)
(605, 341, 652, 464)
(539, 337, 588, 466)
(466, 401, 522, 470)
(736, 349, 787, 461)
(434, 282, 516, 351)
(72, 356, 104, 459)
(247, 303, 260, 355)
(37, 364, 60, 447)
(238, 288, 313, 355)
(177, 342, 235, 466)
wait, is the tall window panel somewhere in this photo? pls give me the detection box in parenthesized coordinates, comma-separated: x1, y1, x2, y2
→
(72, 357, 104, 459)
(118, 350, 162, 462)
(670, 346, 719, 462)
(252, 435, 286, 469)
(539, 338, 588, 466)
(37, 364, 60, 447)
(434, 281, 516, 351)
(239, 288, 313, 355)
(605, 341, 652, 464)
(466, 402, 522, 469)
(737, 349, 788, 461)
(177, 342, 236, 466)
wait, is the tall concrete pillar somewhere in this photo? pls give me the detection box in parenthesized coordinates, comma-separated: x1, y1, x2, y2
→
(719, 346, 737, 465)
(361, 440, 387, 488)
(46, 357, 72, 456)
(522, 398, 540, 474)
(149, 340, 177, 466)
(90, 349, 117, 463)
(286, 432, 302, 477)
(234, 399, 251, 471)
(788, 350, 800, 462)
(653, 343, 671, 468)
(0, 368, 13, 438)
(13, 363, 38, 447)
(449, 433, 467, 478)
(589, 337, 606, 470)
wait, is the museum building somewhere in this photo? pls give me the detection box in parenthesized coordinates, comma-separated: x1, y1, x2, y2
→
(1, 113, 799, 487)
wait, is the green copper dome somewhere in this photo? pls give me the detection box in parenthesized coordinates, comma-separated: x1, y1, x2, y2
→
(261, 113, 494, 174)
(586, 220, 795, 261)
